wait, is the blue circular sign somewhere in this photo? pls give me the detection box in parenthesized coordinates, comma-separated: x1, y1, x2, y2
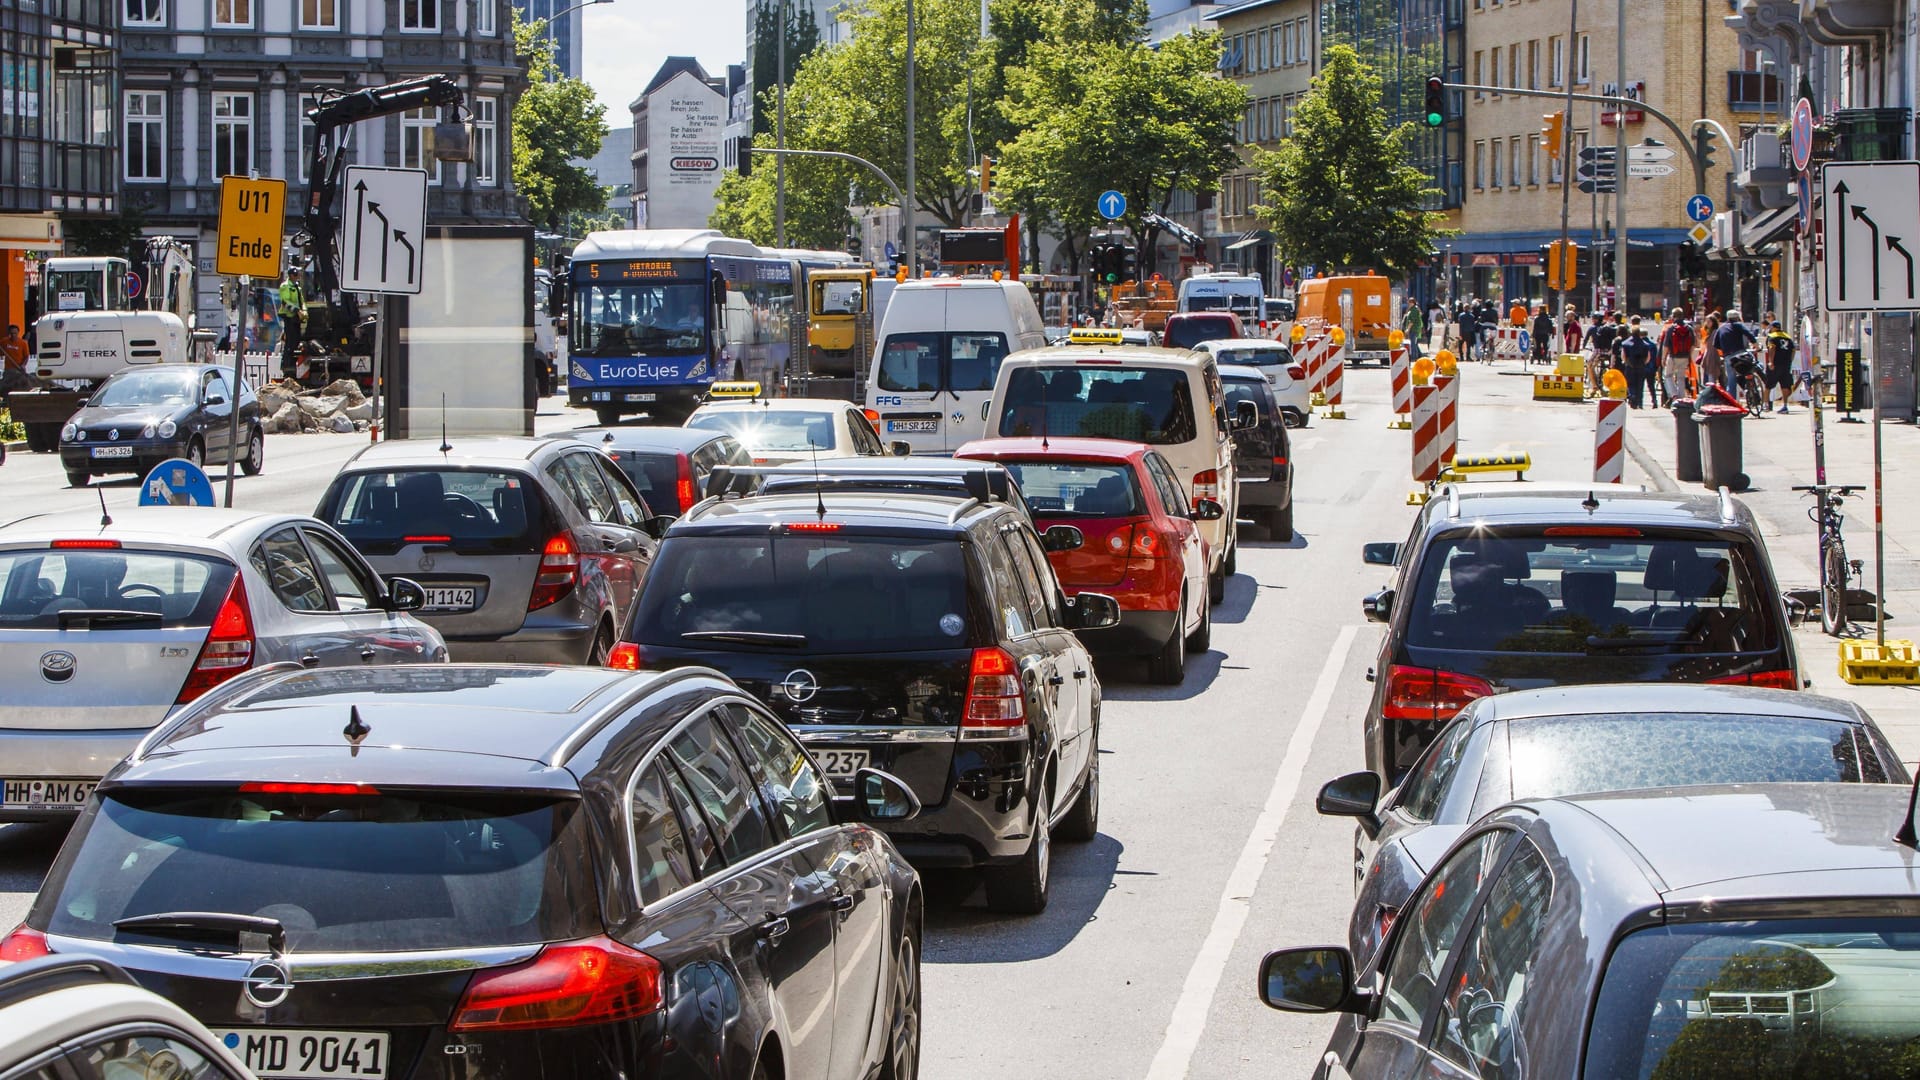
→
(1097, 190, 1127, 221)
(138, 458, 216, 507)
(1686, 194, 1714, 223)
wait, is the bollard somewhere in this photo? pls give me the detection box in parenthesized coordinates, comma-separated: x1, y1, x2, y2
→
(1434, 357, 1459, 474)
(1387, 330, 1411, 428)
(1407, 356, 1439, 503)
(1594, 370, 1628, 483)
(1322, 328, 1348, 420)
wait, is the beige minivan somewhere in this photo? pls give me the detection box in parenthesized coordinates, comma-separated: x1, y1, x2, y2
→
(987, 343, 1240, 601)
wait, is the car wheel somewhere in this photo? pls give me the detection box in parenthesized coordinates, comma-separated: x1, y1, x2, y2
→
(1055, 730, 1099, 843)
(184, 438, 205, 469)
(1266, 502, 1294, 542)
(593, 405, 621, 427)
(878, 929, 922, 1080)
(65, 467, 90, 488)
(984, 785, 1051, 914)
(240, 427, 265, 475)
(1223, 539, 1237, 577)
(1186, 587, 1211, 652)
(587, 624, 613, 666)
(1208, 563, 1226, 605)
(1148, 596, 1187, 685)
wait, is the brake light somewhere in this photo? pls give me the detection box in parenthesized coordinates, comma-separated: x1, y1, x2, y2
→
(1191, 469, 1220, 509)
(1709, 670, 1799, 690)
(450, 936, 663, 1032)
(676, 455, 697, 512)
(1287, 365, 1307, 380)
(1543, 526, 1642, 538)
(528, 533, 580, 612)
(962, 647, 1026, 733)
(1130, 526, 1160, 560)
(52, 538, 121, 550)
(862, 408, 882, 433)
(608, 642, 642, 670)
(1381, 664, 1494, 721)
(176, 576, 255, 704)
(0, 924, 50, 961)
(239, 782, 380, 796)
(786, 522, 842, 533)
(403, 535, 452, 544)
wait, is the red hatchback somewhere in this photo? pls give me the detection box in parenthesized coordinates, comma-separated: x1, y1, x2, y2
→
(956, 437, 1218, 684)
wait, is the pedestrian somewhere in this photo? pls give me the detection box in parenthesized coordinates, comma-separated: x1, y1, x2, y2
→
(1764, 320, 1797, 414)
(1403, 303, 1426, 361)
(1583, 312, 1618, 395)
(1618, 320, 1657, 409)
(1560, 306, 1582, 357)
(1457, 302, 1479, 363)
(1530, 304, 1553, 365)
(0, 324, 32, 393)
(1709, 308, 1755, 390)
(1693, 312, 1719, 394)
(1656, 311, 1692, 402)
(278, 273, 306, 378)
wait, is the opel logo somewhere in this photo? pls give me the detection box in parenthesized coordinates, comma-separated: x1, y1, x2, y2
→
(780, 669, 820, 703)
(39, 651, 76, 684)
(242, 959, 294, 1009)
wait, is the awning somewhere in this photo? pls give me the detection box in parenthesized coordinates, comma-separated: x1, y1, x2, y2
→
(1224, 229, 1273, 252)
(1718, 204, 1796, 258)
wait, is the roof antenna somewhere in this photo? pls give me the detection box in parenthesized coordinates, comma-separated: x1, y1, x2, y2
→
(438, 393, 451, 454)
(343, 705, 371, 756)
(809, 440, 826, 519)
(1581, 490, 1600, 511)
(97, 487, 113, 529)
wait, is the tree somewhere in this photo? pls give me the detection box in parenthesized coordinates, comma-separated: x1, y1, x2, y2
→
(511, 12, 610, 230)
(1252, 45, 1449, 279)
(749, 0, 821, 147)
(708, 150, 854, 249)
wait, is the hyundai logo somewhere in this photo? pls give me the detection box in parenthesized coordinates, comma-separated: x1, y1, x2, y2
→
(780, 669, 820, 703)
(39, 651, 75, 684)
(242, 958, 294, 1009)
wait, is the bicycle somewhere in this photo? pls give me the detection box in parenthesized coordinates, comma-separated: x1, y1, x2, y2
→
(1727, 351, 1766, 416)
(1794, 484, 1866, 635)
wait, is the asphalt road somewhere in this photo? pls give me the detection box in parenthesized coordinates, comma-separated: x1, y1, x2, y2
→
(4, 364, 1887, 1078)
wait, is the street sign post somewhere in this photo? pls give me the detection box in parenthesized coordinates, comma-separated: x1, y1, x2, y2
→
(339, 166, 429, 295)
(1791, 97, 1815, 172)
(1821, 160, 1920, 312)
(1686, 194, 1714, 223)
(1575, 147, 1618, 192)
(215, 176, 287, 278)
(1097, 190, 1127, 221)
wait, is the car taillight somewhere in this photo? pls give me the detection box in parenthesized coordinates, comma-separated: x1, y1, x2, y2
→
(1373, 905, 1399, 947)
(1191, 469, 1219, 510)
(676, 455, 697, 512)
(1709, 670, 1800, 690)
(1287, 364, 1307, 380)
(176, 576, 255, 704)
(1381, 664, 1494, 721)
(529, 533, 580, 611)
(607, 642, 642, 670)
(52, 538, 121, 550)
(0, 924, 50, 961)
(239, 782, 379, 796)
(450, 936, 663, 1032)
(962, 647, 1026, 735)
(1102, 522, 1159, 562)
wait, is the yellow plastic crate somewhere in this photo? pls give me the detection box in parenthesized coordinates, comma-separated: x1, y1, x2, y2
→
(1838, 639, 1920, 685)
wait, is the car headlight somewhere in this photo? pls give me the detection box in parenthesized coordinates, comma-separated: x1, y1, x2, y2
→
(158, 419, 176, 439)
(61, 423, 77, 441)
(142, 422, 157, 439)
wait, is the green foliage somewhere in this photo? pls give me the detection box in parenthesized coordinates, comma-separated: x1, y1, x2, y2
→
(511, 12, 610, 231)
(750, 0, 820, 142)
(708, 146, 853, 249)
(1253, 45, 1449, 280)
(0, 410, 23, 443)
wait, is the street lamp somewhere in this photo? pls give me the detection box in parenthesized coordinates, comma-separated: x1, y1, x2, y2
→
(541, 0, 612, 80)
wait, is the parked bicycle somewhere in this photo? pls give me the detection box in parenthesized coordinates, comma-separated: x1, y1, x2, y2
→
(1727, 350, 1766, 417)
(1794, 483, 1866, 635)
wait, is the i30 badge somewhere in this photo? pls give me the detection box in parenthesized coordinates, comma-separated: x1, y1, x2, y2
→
(242, 958, 294, 1008)
(39, 651, 76, 684)
(780, 669, 820, 702)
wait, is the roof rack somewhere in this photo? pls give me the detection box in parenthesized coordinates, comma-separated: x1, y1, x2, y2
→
(549, 666, 729, 768)
(946, 497, 984, 524)
(0, 956, 140, 1012)
(1717, 485, 1738, 523)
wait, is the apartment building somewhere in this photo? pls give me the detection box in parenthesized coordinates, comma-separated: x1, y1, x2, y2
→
(1206, 0, 1319, 286)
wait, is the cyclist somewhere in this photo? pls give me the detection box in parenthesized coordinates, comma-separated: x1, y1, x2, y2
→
(1710, 308, 1757, 390)
(1583, 311, 1618, 396)
(1764, 320, 1797, 414)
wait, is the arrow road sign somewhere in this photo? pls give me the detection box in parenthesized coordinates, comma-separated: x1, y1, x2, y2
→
(1686, 194, 1714, 222)
(1097, 190, 1127, 221)
(1822, 161, 1920, 311)
(1576, 179, 1619, 195)
(1627, 162, 1677, 178)
(1627, 143, 1674, 163)
(339, 165, 428, 295)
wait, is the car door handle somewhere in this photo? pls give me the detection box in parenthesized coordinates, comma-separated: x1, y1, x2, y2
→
(757, 916, 790, 942)
(299, 653, 320, 668)
(1073, 669, 1088, 679)
(829, 893, 855, 913)
(1047, 673, 1065, 686)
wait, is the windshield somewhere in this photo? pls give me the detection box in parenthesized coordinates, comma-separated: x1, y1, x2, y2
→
(813, 279, 863, 316)
(997, 365, 1197, 445)
(46, 267, 112, 312)
(91, 369, 198, 408)
(1214, 345, 1291, 367)
(999, 461, 1143, 517)
(688, 408, 837, 452)
(318, 468, 553, 555)
(1586, 917, 1920, 1079)
(0, 549, 234, 629)
(1404, 531, 1780, 655)
(1507, 713, 1899, 799)
(571, 280, 707, 356)
(630, 535, 971, 653)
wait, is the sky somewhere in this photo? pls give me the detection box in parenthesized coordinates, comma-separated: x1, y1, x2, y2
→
(581, 0, 747, 123)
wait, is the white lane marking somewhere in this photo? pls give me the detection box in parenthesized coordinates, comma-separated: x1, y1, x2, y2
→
(1143, 623, 1361, 1080)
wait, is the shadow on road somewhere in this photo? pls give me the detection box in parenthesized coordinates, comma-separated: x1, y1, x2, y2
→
(1238, 521, 1308, 550)
(1098, 647, 1225, 701)
(1210, 572, 1262, 624)
(0, 822, 67, 896)
(921, 832, 1123, 963)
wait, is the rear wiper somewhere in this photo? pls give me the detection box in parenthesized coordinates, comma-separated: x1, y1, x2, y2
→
(680, 630, 808, 647)
(113, 911, 287, 954)
(55, 608, 162, 629)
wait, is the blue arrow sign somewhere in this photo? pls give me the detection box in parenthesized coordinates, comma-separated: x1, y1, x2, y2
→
(1686, 194, 1714, 223)
(138, 458, 216, 507)
(1098, 190, 1127, 220)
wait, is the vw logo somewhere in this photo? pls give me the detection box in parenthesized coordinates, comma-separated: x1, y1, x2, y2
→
(242, 959, 294, 1009)
(780, 669, 820, 703)
(39, 651, 75, 684)
(107, 428, 119, 441)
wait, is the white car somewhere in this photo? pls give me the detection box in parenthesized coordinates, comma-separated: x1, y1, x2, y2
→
(685, 396, 908, 465)
(0, 955, 259, 1079)
(1196, 338, 1310, 427)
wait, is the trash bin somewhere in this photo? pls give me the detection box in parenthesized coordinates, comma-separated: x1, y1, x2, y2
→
(1671, 398, 1702, 483)
(1695, 389, 1749, 491)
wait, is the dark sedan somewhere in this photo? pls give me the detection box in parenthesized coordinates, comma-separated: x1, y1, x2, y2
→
(565, 425, 752, 516)
(60, 364, 263, 488)
(7, 663, 924, 1080)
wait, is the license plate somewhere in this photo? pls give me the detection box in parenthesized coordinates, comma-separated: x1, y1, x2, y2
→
(887, 420, 938, 433)
(2, 778, 96, 809)
(90, 445, 133, 458)
(624, 392, 658, 402)
(212, 1029, 389, 1080)
(420, 587, 477, 611)
(813, 749, 870, 779)
(350, 357, 372, 373)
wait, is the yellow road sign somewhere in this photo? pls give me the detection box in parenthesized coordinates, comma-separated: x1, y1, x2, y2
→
(216, 176, 287, 277)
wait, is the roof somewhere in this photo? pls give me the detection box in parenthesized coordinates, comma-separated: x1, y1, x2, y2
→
(1218, 364, 1270, 381)
(1425, 486, 1756, 531)
(0, 506, 301, 545)
(1202, 338, 1290, 349)
(957, 437, 1150, 462)
(1475, 683, 1863, 725)
(691, 399, 848, 414)
(1005, 344, 1203, 367)
(1203, 0, 1298, 21)
(573, 229, 759, 261)
(640, 56, 714, 99)
(679, 491, 998, 532)
(340, 436, 557, 469)
(564, 426, 730, 453)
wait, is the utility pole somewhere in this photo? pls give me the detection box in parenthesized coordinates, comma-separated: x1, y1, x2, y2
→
(904, 0, 916, 276)
(1613, 0, 1627, 312)
(1554, 0, 1578, 345)
(775, 0, 787, 247)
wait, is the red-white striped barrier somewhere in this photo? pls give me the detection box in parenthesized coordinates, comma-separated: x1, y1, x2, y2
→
(1388, 343, 1411, 427)
(1322, 339, 1347, 418)
(1302, 335, 1328, 405)
(1434, 372, 1459, 471)
(1410, 382, 1442, 495)
(1492, 325, 1524, 359)
(1594, 396, 1626, 483)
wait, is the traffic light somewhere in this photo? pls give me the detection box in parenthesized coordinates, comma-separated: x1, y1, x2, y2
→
(1424, 77, 1446, 128)
(1542, 111, 1565, 158)
(979, 155, 995, 194)
(1694, 126, 1719, 173)
(1678, 240, 1706, 278)
(1544, 240, 1578, 290)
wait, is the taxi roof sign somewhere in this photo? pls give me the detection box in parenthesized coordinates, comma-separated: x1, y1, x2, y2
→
(215, 176, 287, 278)
(707, 381, 764, 399)
(1067, 328, 1125, 345)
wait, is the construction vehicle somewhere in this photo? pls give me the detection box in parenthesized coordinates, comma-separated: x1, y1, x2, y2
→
(10, 237, 214, 452)
(1109, 278, 1178, 333)
(784, 265, 874, 400)
(1295, 272, 1397, 364)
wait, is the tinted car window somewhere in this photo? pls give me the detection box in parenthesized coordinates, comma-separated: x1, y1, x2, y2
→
(1379, 830, 1508, 1028)
(630, 535, 970, 653)
(662, 713, 775, 866)
(1145, 454, 1190, 513)
(1163, 316, 1238, 351)
(728, 704, 834, 839)
(658, 757, 723, 878)
(301, 528, 379, 611)
(1223, 377, 1273, 418)
(320, 469, 553, 555)
(251, 528, 329, 612)
(610, 450, 683, 511)
(1431, 840, 1554, 1080)
(998, 461, 1143, 517)
(687, 408, 839, 453)
(877, 332, 1011, 392)
(630, 763, 697, 905)
(89, 368, 197, 408)
(1212, 345, 1293, 367)
(1396, 713, 1475, 823)
(1001, 531, 1057, 629)
(983, 535, 1034, 638)
(999, 366, 1197, 445)
(0, 549, 234, 629)
(1507, 713, 1893, 797)
(67, 1033, 241, 1080)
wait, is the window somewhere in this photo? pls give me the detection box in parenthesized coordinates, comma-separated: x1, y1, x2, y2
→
(1431, 841, 1554, 1079)
(1509, 140, 1522, 192)
(251, 527, 328, 612)
(1527, 133, 1541, 184)
(301, 528, 380, 611)
(1395, 714, 1475, 823)
(473, 96, 497, 183)
(213, 0, 251, 27)
(728, 704, 834, 838)
(212, 92, 252, 178)
(1548, 35, 1564, 87)
(1508, 44, 1520, 89)
(629, 764, 696, 904)
(662, 713, 775, 866)
(475, 0, 495, 34)
(68, 1033, 244, 1080)
(301, 0, 338, 29)
(1472, 51, 1483, 96)
(124, 90, 164, 181)
(1001, 530, 1058, 629)
(401, 106, 441, 184)
(1473, 141, 1485, 189)
(1490, 137, 1503, 188)
(1489, 47, 1501, 90)
(402, 0, 438, 30)
(298, 93, 322, 173)
(1527, 40, 1540, 89)
(1576, 34, 1590, 84)
(126, 0, 165, 25)
(1377, 830, 1508, 1029)
(986, 536, 1034, 637)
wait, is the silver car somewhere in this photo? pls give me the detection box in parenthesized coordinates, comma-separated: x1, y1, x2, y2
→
(315, 437, 662, 665)
(0, 507, 446, 821)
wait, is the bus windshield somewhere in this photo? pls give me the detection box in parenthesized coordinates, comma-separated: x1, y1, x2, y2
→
(571, 279, 708, 356)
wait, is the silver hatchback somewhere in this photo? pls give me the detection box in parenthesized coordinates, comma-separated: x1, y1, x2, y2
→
(0, 507, 446, 821)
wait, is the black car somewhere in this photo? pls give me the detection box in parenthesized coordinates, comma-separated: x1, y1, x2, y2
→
(566, 425, 753, 516)
(11, 663, 924, 1080)
(1219, 364, 1294, 540)
(60, 364, 264, 488)
(612, 490, 1119, 914)
(1358, 484, 1802, 781)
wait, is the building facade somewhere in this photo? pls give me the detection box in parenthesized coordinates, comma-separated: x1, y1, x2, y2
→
(512, 0, 584, 80)
(629, 57, 729, 229)
(1207, 0, 1321, 287)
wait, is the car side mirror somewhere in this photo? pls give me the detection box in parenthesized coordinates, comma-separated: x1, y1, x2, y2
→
(889, 440, 913, 457)
(1232, 399, 1259, 430)
(385, 576, 427, 612)
(1259, 947, 1368, 1014)
(1362, 587, 1394, 624)
(1066, 590, 1121, 630)
(1041, 524, 1084, 552)
(1192, 498, 1226, 521)
(853, 768, 921, 822)
(1316, 771, 1383, 838)
(1362, 542, 1400, 566)
(642, 514, 677, 540)
(204, 393, 227, 407)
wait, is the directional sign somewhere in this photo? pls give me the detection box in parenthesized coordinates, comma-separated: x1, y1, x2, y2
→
(1576, 146, 1618, 164)
(1627, 162, 1677, 178)
(1576, 179, 1619, 195)
(340, 166, 428, 295)
(1097, 190, 1127, 221)
(1686, 194, 1714, 223)
(1791, 97, 1815, 172)
(1688, 223, 1711, 245)
(138, 458, 216, 507)
(1797, 171, 1813, 233)
(1627, 142, 1674, 163)
(215, 176, 288, 278)
(1822, 160, 1920, 312)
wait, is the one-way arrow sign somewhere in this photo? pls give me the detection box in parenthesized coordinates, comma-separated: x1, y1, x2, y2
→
(1822, 161, 1920, 311)
(339, 165, 428, 295)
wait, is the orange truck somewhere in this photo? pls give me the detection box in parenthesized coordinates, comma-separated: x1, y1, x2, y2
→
(1295, 272, 1396, 364)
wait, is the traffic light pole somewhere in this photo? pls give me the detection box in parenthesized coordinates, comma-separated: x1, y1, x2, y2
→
(1441, 82, 1714, 195)
(1554, 0, 1578, 347)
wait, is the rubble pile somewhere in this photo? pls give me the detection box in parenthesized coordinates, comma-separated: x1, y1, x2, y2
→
(258, 378, 379, 434)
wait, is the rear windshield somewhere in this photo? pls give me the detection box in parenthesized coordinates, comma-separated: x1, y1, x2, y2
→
(1405, 532, 1780, 655)
(318, 469, 553, 555)
(39, 788, 594, 952)
(999, 461, 1143, 517)
(687, 408, 837, 452)
(998, 366, 1197, 445)
(875, 332, 1011, 393)
(0, 548, 235, 629)
(630, 534, 971, 653)
(607, 450, 681, 510)
(1213, 345, 1291, 367)
(1163, 316, 1237, 350)
(1222, 379, 1272, 417)
(1507, 713, 1895, 798)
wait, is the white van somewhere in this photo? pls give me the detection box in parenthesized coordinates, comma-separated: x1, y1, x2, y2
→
(865, 279, 1047, 453)
(986, 344, 1240, 601)
(1177, 273, 1265, 324)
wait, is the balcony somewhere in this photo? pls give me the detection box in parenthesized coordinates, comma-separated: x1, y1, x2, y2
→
(1735, 129, 1791, 210)
(1726, 70, 1784, 113)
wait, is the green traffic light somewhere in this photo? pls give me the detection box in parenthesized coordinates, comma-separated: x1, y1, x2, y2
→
(1105, 273, 1118, 283)
(1425, 111, 1444, 127)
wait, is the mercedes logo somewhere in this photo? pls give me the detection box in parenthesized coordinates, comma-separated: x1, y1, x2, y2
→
(39, 651, 75, 684)
(242, 958, 294, 1009)
(417, 551, 435, 571)
(780, 669, 820, 703)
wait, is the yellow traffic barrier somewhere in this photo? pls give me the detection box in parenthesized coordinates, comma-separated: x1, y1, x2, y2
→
(1554, 354, 1583, 377)
(1839, 639, 1920, 685)
(1602, 369, 1628, 399)
(1533, 355, 1585, 401)
(1441, 453, 1532, 482)
(1436, 351, 1457, 376)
